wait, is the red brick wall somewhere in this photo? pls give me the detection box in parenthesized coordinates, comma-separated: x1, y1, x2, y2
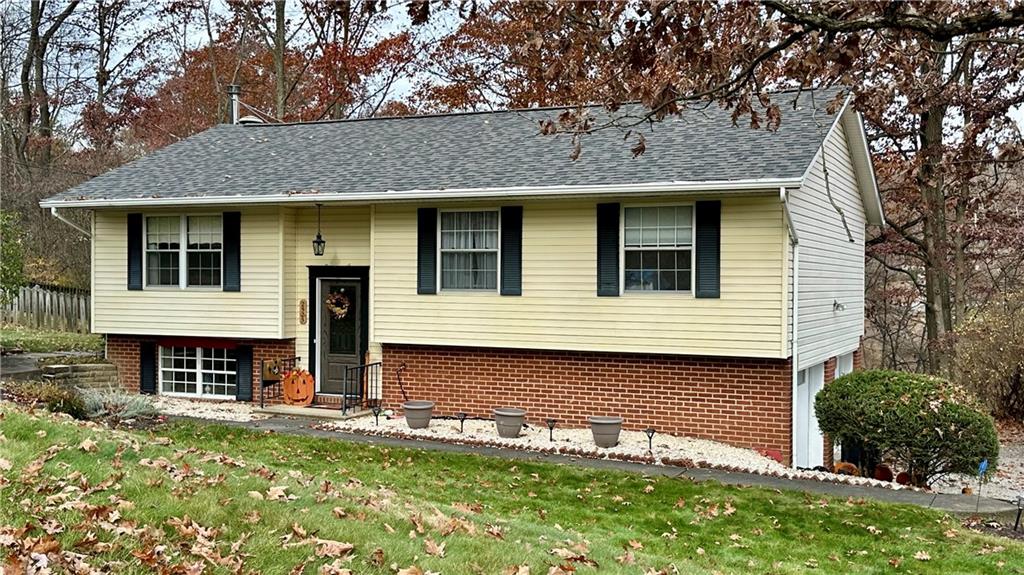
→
(105, 334, 295, 400)
(381, 344, 794, 462)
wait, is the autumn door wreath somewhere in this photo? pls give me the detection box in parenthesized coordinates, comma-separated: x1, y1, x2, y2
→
(282, 369, 315, 406)
(325, 291, 351, 320)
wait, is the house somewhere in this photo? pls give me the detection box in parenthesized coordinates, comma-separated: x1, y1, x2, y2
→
(40, 88, 883, 468)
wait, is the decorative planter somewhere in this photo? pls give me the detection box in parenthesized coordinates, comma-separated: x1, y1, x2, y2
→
(493, 408, 527, 438)
(588, 416, 623, 448)
(402, 400, 435, 429)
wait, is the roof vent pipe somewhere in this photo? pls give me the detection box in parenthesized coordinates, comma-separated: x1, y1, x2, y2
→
(226, 84, 241, 124)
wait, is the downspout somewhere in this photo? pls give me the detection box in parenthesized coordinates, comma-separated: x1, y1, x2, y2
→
(781, 186, 800, 467)
(50, 207, 91, 238)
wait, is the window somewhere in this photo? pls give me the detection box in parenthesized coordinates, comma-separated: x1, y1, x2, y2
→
(145, 215, 222, 288)
(623, 205, 693, 291)
(836, 353, 854, 377)
(440, 210, 499, 290)
(186, 216, 222, 287)
(160, 346, 237, 398)
(146, 216, 180, 286)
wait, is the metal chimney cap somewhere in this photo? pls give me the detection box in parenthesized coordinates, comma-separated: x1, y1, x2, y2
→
(226, 84, 242, 95)
(237, 115, 264, 125)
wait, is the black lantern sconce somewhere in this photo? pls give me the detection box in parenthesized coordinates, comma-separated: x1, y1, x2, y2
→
(456, 412, 468, 433)
(371, 404, 382, 426)
(312, 203, 326, 256)
(644, 427, 656, 451)
(546, 418, 557, 442)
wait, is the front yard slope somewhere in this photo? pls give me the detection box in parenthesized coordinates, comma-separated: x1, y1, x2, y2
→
(0, 405, 1020, 574)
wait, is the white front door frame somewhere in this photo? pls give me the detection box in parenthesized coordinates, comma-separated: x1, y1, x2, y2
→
(314, 276, 361, 394)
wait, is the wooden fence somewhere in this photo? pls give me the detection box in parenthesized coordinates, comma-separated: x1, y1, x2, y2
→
(1, 284, 90, 333)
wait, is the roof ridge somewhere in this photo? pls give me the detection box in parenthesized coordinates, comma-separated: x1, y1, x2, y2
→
(240, 86, 845, 128)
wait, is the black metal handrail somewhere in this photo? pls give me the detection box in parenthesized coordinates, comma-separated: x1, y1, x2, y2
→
(341, 361, 382, 414)
(259, 356, 301, 408)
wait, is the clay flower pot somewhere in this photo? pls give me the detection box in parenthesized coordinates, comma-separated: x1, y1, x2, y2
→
(403, 400, 435, 429)
(493, 408, 527, 438)
(588, 416, 623, 448)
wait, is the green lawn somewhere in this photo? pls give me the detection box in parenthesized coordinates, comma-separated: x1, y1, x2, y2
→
(1, 405, 1021, 574)
(0, 325, 103, 353)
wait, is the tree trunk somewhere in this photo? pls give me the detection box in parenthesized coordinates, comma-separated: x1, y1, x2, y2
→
(274, 0, 286, 120)
(919, 105, 949, 374)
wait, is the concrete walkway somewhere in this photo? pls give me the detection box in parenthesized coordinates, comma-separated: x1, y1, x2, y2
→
(185, 414, 1020, 522)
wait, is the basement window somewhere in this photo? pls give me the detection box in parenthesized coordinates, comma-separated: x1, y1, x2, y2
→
(159, 346, 237, 399)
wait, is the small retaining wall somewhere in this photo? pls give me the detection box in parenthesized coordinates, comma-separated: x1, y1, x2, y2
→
(42, 363, 119, 389)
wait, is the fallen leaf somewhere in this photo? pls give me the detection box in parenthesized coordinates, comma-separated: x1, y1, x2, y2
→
(628, 540, 643, 550)
(914, 551, 930, 561)
(248, 491, 264, 500)
(315, 539, 354, 558)
(424, 537, 446, 557)
(79, 438, 98, 452)
(0, 458, 10, 471)
(642, 485, 655, 494)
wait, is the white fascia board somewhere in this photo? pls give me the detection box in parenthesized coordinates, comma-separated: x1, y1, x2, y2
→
(39, 177, 802, 209)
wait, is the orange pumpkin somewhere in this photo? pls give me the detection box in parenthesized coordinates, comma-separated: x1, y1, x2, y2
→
(283, 369, 315, 406)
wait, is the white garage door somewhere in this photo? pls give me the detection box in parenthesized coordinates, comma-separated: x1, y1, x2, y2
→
(794, 362, 825, 468)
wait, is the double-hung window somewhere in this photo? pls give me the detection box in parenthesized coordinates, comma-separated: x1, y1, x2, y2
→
(623, 205, 693, 292)
(440, 210, 499, 290)
(145, 215, 223, 288)
(159, 346, 238, 398)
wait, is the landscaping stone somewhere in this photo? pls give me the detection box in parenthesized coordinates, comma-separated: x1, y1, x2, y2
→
(152, 397, 270, 422)
(318, 415, 912, 491)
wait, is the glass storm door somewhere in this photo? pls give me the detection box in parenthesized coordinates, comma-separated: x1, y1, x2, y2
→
(319, 280, 361, 395)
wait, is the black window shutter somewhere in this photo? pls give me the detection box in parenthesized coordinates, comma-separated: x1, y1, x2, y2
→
(417, 207, 437, 294)
(500, 206, 523, 296)
(235, 345, 253, 401)
(596, 203, 620, 296)
(139, 341, 156, 394)
(127, 213, 143, 290)
(223, 211, 241, 292)
(695, 200, 721, 298)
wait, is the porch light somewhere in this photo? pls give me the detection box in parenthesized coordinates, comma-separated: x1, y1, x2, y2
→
(312, 203, 326, 256)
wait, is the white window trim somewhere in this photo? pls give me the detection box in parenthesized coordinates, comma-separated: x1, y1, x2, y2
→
(619, 202, 696, 295)
(158, 346, 238, 400)
(143, 214, 224, 290)
(436, 207, 502, 294)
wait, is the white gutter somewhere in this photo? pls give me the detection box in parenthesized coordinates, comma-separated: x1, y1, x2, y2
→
(781, 186, 800, 468)
(50, 207, 91, 238)
(38, 177, 803, 209)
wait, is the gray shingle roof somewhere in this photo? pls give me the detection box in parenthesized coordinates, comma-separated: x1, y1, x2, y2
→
(42, 89, 845, 206)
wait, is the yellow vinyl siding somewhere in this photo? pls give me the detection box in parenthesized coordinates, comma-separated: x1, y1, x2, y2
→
(288, 205, 371, 367)
(92, 207, 282, 338)
(372, 195, 787, 357)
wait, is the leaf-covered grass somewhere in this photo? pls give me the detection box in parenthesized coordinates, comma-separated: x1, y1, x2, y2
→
(1, 405, 1021, 574)
(0, 325, 103, 353)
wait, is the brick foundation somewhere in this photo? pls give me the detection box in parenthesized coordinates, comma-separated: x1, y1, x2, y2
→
(106, 334, 296, 401)
(381, 343, 794, 463)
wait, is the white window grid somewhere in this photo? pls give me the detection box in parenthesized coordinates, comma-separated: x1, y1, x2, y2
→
(159, 346, 237, 399)
(622, 205, 695, 293)
(143, 215, 223, 288)
(186, 215, 223, 287)
(145, 216, 181, 287)
(438, 209, 501, 291)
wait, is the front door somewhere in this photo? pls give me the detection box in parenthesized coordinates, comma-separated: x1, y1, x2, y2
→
(319, 279, 362, 395)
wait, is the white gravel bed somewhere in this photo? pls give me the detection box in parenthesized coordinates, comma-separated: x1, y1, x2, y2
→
(318, 415, 908, 491)
(933, 440, 1024, 502)
(153, 396, 270, 422)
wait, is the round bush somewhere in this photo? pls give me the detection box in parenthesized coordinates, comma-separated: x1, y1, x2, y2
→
(815, 370, 999, 487)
